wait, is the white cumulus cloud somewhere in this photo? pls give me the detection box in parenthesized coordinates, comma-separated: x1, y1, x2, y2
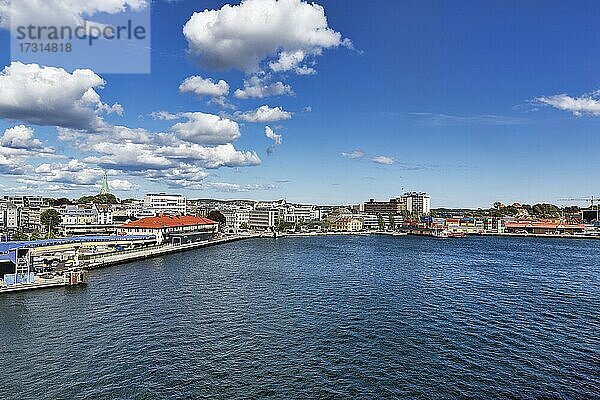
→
(109, 179, 140, 191)
(179, 75, 230, 98)
(0, 0, 147, 29)
(537, 92, 600, 116)
(1, 125, 43, 149)
(234, 76, 294, 99)
(0, 62, 120, 130)
(183, 0, 350, 73)
(235, 105, 292, 122)
(169, 112, 241, 145)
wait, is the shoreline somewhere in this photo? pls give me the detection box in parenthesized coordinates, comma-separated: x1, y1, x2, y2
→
(2, 231, 598, 295)
(274, 231, 600, 240)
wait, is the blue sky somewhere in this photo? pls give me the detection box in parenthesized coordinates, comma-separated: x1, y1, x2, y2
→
(0, 0, 599, 208)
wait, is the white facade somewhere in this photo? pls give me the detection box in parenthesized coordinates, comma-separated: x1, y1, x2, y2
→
(221, 208, 251, 231)
(96, 205, 114, 225)
(143, 193, 187, 216)
(399, 192, 431, 216)
(249, 209, 279, 230)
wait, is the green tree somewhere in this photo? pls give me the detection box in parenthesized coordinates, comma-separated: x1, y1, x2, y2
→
(563, 206, 581, 215)
(12, 230, 28, 241)
(388, 213, 395, 230)
(377, 214, 385, 230)
(41, 209, 62, 234)
(532, 203, 560, 218)
(240, 222, 249, 230)
(207, 210, 227, 226)
(52, 197, 72, 206)
(78, 193, 118, 204)
(29, 230, 42, 240)
(277, 221, 294, 232)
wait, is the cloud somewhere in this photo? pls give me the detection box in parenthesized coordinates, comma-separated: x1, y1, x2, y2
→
(34, 159, 104, 186)
(183, 0, 351, 73)
(303, 106, 313, 112)
(0, 126, 56, 176)
(408, 112, 524, 126)
(269, 50, 316, 75)
(265, 126, 282, 155)
(536, 92, 600, 116)
(109, 179, 140, 191)
(179, 75, 230, 98)
(157, 143, 261, 169)
(235, 105, 292, 122)
(372, 155, 395, 165)
(168, 112, 241, 145)
(341, 150, 364, 159)
(1, 125, 43, 149)
(84, 142, 173, 170)
(150, 111, 180, 121)
(0, 62, 121, 130)
(265, 126, 283, 145)
(0, 0, 147, 29)
(233, 76, 294, 99)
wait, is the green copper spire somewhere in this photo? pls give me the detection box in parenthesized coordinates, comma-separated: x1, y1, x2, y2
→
(100, 173, 110, 195)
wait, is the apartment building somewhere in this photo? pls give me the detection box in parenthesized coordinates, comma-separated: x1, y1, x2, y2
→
(249, 209, 279, 231)
(143, 193, 187, 216)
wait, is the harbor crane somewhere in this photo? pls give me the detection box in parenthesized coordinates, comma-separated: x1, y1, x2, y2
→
(557, 196, 600, 221)
(557, 196, 599, 209)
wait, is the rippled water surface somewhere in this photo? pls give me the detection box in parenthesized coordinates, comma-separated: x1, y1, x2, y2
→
(1, 235, 599, 399)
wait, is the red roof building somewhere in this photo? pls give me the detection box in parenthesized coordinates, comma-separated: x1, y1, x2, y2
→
(119, 215, 218, 244)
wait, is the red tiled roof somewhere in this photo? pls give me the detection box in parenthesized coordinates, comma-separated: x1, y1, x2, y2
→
(120, 215, 217, 229)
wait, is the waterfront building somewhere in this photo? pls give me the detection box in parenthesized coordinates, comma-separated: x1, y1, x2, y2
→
(398, 192, 431, 216)
(249, 209, 279, 231)
(364, 192, 431, 217)
(221, 208, 251, 232)
(504, 221, 585, 235)
(361, 214, 402, 230)
(119, 215, 218, 245)
(364, 198, 402, 215)
(281, 204, 319, 224)
(331, 216, 364, 232)
(143, 193, 187, 216)
(59, 204, 117, 236)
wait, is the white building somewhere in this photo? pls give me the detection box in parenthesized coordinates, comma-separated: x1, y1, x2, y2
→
(282, 205, 319, 223)
(120, 215, 218, 245)
(398, 192, 431, 216)
(249, 209, 279, 231)
(221, 208, 251, 231)
(59, 204, 116, 236)
(96, 205, 114, 225)
(0, 201, 20, 230)
(143, 193, 187, 216)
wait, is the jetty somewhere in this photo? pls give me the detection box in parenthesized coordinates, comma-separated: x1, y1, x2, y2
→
(0, 234, 258, 294)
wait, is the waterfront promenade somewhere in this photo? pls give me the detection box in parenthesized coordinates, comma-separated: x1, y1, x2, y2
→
(83, 234, 259, 269)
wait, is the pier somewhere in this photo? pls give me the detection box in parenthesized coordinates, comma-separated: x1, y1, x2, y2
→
(0, 234, 258, 294)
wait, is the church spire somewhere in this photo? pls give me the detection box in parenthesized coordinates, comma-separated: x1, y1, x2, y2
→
(100, 173, 110, 195)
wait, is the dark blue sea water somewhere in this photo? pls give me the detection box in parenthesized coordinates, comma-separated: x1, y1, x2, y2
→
(0, 235, 599, 399)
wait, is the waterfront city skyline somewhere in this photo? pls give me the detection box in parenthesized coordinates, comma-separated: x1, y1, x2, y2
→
(0, 1, 599, 208)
